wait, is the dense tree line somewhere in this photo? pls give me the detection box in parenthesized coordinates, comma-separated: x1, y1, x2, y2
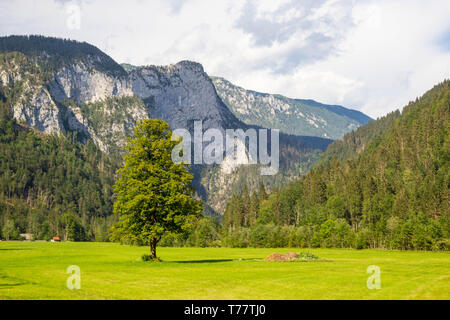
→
(217, 81, 449, 250)
(0, 96, 120, 241)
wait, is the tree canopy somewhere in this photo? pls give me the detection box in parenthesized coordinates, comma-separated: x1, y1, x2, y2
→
(110, 119, 203, 259)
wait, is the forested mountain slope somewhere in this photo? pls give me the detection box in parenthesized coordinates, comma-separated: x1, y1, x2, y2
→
(0, 94, 120, 241)
(223, 81, 449, 250)
(318, 109, 401, 164)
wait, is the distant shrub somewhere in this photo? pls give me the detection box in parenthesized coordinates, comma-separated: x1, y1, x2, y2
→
(296, 252, 320, 261)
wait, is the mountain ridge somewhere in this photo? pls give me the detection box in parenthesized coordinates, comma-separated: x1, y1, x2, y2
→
(211, 76, 372, 139)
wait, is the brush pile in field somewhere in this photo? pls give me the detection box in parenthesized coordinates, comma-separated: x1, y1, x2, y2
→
(297, 252, 320, 261)
(265, 252, 299, 261)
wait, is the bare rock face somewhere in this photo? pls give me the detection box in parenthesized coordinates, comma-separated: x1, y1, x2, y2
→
(130, 60, 242, 132)
(13, 87, 63, 134)
(0, 53, 64, 134)
(0, 52, 147, 153)
(49, 62, 133, 104)
(2, 51, 245, 157)
(265, 252, 300, 261)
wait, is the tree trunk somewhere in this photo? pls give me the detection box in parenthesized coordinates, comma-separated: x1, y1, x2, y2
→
(150, 237, 157, 259)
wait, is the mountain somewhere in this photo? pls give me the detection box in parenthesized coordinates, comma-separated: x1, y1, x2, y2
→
(211, 76, 372, 139)
(129, 61, 243, 131)
(127, 61, 333, 213)
(0, 36, 145, 155)
(222, 80, 449, 250)
(0, 35, 335, 217)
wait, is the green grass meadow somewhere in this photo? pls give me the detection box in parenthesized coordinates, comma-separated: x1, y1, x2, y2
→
(0, 241, 448, 299)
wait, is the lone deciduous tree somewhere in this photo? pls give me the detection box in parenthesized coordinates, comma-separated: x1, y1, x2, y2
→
(111, 119, 203, 260)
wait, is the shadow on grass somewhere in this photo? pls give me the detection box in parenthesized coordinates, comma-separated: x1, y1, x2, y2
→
(0, 275, 28, 289)
(171, 258, 259, 264)
(0, 274, 31, 289)
(0, 248, 31, 251)
(171, 259, 234, 264)
(0, 282, 27, 289)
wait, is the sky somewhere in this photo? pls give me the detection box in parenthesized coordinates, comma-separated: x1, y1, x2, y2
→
(1, 0, 450, 118)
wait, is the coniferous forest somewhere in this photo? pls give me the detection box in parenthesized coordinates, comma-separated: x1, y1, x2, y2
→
(216, 81, 450, 250)
(0, 99, 120, 241)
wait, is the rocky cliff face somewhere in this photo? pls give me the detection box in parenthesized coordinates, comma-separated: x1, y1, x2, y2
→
(130, 61, 242, 132)
(13, 87, 62, 134)
(0, 52, 64, 134)
(49, 61, 133, 104)
(0, 49, 147, 154)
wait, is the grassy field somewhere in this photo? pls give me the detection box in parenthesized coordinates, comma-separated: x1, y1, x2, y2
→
(0, 241, 448, 300)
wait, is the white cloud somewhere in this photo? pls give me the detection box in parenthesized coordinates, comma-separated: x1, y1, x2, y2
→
(0, 0, 449, 118)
